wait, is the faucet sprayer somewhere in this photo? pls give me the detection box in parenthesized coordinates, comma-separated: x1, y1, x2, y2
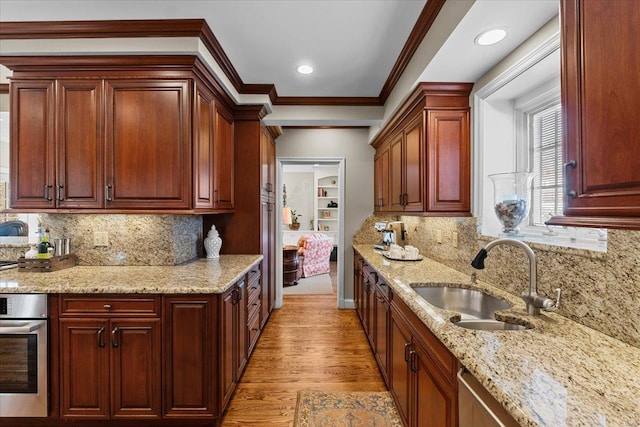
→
(471, 238, 561, 315)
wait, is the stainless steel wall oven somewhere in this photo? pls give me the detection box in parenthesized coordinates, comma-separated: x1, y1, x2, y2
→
(0, 294, 48, 417)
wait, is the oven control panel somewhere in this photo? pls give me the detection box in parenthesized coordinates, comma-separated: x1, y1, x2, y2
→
(0, 294, 47, 318)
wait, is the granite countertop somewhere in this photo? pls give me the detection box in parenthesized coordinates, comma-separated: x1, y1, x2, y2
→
(354, 245, 640, 427)
(0, 255, 263, 294)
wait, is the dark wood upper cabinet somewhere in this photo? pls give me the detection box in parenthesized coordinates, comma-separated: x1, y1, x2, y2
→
(213, 104, 234, 210)
(548, 0, 640, 229)
(5, 56, 234, 214)
(105, 79, 191, 210)
(9, 80, 56, 209)
(57, 80, 105, 209)
(372, 82, 472, 216)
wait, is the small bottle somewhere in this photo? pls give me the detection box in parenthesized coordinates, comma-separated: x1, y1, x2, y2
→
(25, 245, 38, 259)
(37, 228, 52, 259)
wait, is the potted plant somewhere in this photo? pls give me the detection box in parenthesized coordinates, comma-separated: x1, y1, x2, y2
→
(289, 210, 301, 230)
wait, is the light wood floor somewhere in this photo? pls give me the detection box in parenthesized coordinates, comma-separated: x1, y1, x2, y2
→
(220, 294, 387, 426)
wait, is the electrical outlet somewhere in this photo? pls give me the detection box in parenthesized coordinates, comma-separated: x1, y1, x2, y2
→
(436, 229, 443, 244)
(452, 231, 459, 248)
(94, 231, 109, 247)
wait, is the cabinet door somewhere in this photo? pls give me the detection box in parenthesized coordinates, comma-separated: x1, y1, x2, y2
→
(220, 287, 237, 408)
(412, 339, 457, 427)
(193, 83, 216, 210)
(373, 288, 390, 385)
(403, 115, 425, 212)
(374, 145, 390, 211)
(213, 104, 234, 210)
(60, 319, 110, 419)
(557, 0, 640, 227)
(56, 79, 104, 209)
(353, 256, 364, 322)
(236, 279, 248, 375)
(260, 128, 276, 198)
(163, 296, 216, 417)
(9, 80, 56, 209)
(389, 133, 404, 211)
(111, 319, 161, 418)
(426, 109, 470, 214)
(389, 306, 412, 426)
(260, 199, 274, 326)
(364, 274, 376, 348)
(105, 79, 191, 209)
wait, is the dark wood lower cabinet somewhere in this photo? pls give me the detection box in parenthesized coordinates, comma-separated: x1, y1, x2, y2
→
(5, 263, 266, 427)
(354, 252, 458, 427)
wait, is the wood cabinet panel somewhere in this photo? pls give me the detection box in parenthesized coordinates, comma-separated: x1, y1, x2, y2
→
(389, 306, 412, 426)
(389, 133, 404, 211)
(373, 280, 390, 385)
(9, 80, 55, 209)
(105, 79, 191, 209)
(213, 104, 234, 210)
(193, 84, 216, 209)
(374, 145, 390, 211)
(220, 287, 236, 408)
(163, 296, 216, 417)
(412, 338, 457, 427)
(59, 319, 110, 419)
(56, 79, 104, 208)
(547, 0, 640, 229)
(404, 116, 425, 212)
(426, 109, 470, 213)
(111, 319, 161, 418)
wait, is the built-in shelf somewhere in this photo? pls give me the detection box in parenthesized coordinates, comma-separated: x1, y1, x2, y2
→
(315, 173, 339, 234)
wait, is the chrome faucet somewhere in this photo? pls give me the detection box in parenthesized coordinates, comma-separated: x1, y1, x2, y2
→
(471, 238, 561, 315)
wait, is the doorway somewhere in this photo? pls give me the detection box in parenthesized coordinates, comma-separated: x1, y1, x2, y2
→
(275, 158, 345, 309)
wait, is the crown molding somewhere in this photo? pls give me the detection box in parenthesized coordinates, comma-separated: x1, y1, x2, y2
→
(0, 4, 447, 108)
(378, 0, 446, 104)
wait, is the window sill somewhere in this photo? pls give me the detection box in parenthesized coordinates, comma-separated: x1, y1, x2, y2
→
(477, 232, 607, 260)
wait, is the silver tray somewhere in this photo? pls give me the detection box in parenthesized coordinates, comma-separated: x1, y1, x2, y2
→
(381, 252, 423, 261)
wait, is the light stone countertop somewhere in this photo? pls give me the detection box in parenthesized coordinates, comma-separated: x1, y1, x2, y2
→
(354, 245, 640, 427)
(0, 255, 263, 294)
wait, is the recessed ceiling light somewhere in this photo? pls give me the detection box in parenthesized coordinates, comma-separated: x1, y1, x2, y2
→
(475, 28, 507, 46)
(297, 65, 314, 75)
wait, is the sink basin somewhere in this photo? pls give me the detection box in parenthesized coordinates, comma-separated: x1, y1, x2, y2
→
(454, 319, 532, 331)
(412, 286, 511, 320)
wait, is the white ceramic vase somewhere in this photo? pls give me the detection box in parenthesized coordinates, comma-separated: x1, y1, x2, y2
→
(204, 225, 222, 259)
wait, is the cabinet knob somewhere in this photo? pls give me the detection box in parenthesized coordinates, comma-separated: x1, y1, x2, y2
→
(103, 304, 112, 310)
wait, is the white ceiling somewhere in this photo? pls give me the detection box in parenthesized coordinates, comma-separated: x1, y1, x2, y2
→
(0, 0, 559, 101)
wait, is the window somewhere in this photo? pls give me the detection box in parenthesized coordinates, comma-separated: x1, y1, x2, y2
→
(530, 103, 563, 226)
(474, 30, 607, 251)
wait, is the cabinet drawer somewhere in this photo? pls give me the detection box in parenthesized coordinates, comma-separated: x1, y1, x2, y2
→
(60, 295, 161, 317)
(247, 310, 261, 351)
(247, 264, 261, 285)
(247, 279, 261, 304)
(375, 278, 390, 300)
(247, 292, 261, 320)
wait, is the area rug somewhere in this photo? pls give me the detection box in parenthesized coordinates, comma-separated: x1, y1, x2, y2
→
(293, 390, 402, 427)
(283, 273, 333, 295)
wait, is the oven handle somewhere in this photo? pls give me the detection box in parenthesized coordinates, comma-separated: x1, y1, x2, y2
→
(0, 321, 45, 333)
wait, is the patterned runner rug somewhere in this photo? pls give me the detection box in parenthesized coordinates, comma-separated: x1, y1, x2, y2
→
(293, 390, 402, 426)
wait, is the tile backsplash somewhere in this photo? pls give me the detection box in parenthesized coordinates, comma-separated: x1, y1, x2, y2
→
(355, 215, 640, 348)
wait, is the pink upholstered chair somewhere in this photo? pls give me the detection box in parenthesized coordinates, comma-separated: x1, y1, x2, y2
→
(297, 233, 333, 278)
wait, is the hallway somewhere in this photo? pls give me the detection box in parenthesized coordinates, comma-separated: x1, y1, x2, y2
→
(221, 295, 387, 426)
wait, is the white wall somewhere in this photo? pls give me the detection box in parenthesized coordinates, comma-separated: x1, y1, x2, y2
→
(276, 128, 374, 303)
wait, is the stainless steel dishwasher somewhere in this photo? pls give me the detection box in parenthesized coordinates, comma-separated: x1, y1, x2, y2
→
(458, 368, 520, 427)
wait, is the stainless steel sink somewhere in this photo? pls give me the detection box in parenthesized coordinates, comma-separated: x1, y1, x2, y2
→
(412, 286, 512, 320)
(454, 319, 532, 331)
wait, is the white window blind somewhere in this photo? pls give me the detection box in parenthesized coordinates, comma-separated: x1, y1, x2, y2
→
(531, 104, 563, 226)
